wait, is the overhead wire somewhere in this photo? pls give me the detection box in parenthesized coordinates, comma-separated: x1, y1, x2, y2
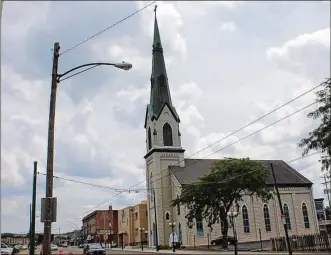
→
(79, 83, 323, 211)
(46, 150, 321, 224)
(56, 99, 321, 222)
(82, 100, 319, 212)
(38, 83, 324, 223)
(60, 1, 156, 56)
(39, 150, 322, 192)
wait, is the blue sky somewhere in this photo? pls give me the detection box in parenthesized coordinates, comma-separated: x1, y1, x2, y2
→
(1, 1, 330, 233)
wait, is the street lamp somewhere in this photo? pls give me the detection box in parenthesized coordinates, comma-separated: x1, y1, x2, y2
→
(169, 222, 176, 253)
(42, 42, 132, 255)
(138, 228, 144, 251)
(227, 211, 238, 255)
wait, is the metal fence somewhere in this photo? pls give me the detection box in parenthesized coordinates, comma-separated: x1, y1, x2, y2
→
(271, 234, 331, 252)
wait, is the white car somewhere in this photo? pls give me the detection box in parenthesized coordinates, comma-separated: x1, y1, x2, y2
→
(1, 244, 13, 255)
(51, 244, 58, 251)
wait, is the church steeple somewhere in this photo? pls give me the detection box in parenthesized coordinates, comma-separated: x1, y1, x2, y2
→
(149, 6, 175, 118)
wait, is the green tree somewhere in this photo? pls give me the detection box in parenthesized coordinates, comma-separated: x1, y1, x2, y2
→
(298, 78, 331, 173)
(171, 158, 273, 248)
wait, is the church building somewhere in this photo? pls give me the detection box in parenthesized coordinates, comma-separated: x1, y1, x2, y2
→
(144, 11, 319, 247)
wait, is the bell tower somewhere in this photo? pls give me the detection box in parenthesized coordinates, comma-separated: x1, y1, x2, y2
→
(144, 6, 185, 247)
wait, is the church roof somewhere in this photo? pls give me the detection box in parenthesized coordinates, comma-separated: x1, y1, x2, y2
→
(169, 158, 313, 187)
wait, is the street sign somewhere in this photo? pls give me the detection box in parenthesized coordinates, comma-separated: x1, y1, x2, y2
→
(280, 215, 285, 225)
(40, 197, 57, 222)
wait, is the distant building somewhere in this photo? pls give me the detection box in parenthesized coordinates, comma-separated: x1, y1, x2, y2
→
(2, 235, 29, 245)
(117, 200, 148, 247)
(314, 198, 331, 234)
(82, 205, 118, 243)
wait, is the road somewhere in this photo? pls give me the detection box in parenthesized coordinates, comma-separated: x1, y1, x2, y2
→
(23, 246, 331, 255)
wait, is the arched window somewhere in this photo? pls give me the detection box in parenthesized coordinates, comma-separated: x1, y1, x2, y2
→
(163, 123, 173, 146)
(263, 204, 271, 232)
(283, 203, 292, 230)
(177, 195, 180, 215)
(165, 211, 170, 221)
(242, 205, 250, 233)
(148, 127, 152, 150)
(302, 203, 310, 229)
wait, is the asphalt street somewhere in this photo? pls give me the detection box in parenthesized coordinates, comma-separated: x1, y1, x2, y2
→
(22, 246, 331, 255)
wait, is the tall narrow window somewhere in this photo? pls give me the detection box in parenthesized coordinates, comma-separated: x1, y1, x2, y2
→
(177, 195, 180, 215)
(263, 204, 271, 232)
(242, 205, 250, 233)
(302, 203, 310, 229)
(196, 211, 204, 237)
(150, 172, 154, 207)
(148, 127, 152, 150)
(283, 203, 292, 230)
(220, 218, 225, 235)
(163, 123, 173, 146)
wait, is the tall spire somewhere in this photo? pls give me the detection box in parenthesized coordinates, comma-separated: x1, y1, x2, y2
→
(149, 5, 174, 118)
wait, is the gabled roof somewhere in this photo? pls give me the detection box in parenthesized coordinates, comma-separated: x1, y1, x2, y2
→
(169, 158, 313, 187)
(144, 102, 180, 128)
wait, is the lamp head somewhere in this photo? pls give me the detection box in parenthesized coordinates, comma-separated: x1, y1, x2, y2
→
(114, 62, 132, 71)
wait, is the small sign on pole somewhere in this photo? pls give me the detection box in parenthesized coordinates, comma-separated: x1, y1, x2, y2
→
(280, 214, 285, 225)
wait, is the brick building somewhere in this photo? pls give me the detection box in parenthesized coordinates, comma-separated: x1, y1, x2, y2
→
(117, 200, 148, 247)
(82, 205, 118, 243)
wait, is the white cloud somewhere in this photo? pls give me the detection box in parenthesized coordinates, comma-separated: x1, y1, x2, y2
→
(266, 28, 330, 82)
(2, 1, 330, 233)
(219, 22, 237, 32)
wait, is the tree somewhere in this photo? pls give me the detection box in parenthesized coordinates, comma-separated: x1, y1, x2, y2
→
(171, 158, 273, 248)
(298, 78, 331, 173)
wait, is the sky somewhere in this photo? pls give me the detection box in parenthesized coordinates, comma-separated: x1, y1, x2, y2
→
(1, 1, 330, 234)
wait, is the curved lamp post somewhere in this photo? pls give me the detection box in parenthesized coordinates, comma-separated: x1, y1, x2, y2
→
(227, 211, 238, 255)
(42, 42, 133, 255)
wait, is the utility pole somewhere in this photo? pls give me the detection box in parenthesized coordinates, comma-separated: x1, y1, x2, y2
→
(43, 42, 60, 255)
(270, 163, 292, 255)
(153, 188, 159, 251)
(29, 203, 32, 245)
(322, 174, 331, 209)
(30, 161, 38, 255)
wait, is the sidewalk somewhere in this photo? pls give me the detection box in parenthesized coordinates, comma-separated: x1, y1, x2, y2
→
(108, 247, 329, 254)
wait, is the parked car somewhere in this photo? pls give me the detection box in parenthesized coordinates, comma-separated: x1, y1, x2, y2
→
(50, 244, 58, 251)
(83, 243, 106, 255)
(1, 244, 13, 255)
(210, 236, 236, 245)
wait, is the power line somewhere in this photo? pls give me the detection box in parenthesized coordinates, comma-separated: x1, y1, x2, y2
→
(37, 151, 321, 191)
(61, 100, 319, 222)
(99, 100, 319, 208)
(77, 83, 323, 212)
(43, 96, 318, 224)
(46, 151, 321, 224)
(60, 1, 156, 56)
